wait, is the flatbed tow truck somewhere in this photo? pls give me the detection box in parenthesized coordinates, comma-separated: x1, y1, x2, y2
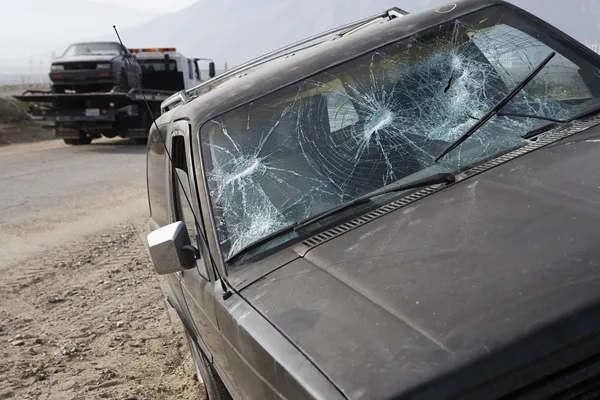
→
(13, 47, 215, 145)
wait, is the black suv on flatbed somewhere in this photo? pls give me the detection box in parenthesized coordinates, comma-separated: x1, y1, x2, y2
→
(49, 41, 142, 93)
(146, 1, 600, 399)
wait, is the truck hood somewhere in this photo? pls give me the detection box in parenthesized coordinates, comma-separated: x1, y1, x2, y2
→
(241, 125, 600, 399)
(53, 55, 117, 64)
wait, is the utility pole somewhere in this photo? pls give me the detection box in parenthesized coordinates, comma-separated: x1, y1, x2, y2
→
(39, 57, 43, 84)
(28, 56, 34, 84)
(224, 62, 228, 71)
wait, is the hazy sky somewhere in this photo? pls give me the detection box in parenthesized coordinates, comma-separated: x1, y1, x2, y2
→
(2, 0, 599, 80)
(96, 0, 197, 13)
(0, 0, 179, 71)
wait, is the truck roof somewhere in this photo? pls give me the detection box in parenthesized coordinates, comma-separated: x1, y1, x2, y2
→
(69, 41, 121, 45)
(159, 5, 410, 113)
(164, 0, 510, 123)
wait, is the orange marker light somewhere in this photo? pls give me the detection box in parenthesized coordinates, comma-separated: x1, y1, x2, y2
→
(128, 48, 176, 53)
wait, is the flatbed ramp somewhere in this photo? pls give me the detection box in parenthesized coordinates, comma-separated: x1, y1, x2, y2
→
(13, 88, 171, 144)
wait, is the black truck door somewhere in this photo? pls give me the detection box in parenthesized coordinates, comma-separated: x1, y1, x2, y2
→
(168, 120, 238, 394)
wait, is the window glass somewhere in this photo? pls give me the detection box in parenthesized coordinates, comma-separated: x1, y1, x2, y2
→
(172, 134, 210, 280)
(187, 59, 194, 80)
(174, 168, 197, 245)
(139, 59, 178, 72)
(470, 25, 593, 100)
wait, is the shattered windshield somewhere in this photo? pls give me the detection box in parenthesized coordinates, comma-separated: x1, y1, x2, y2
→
(200, 4, 600, 263)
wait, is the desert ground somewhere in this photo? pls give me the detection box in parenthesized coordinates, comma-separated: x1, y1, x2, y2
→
(0, 133, 205, 400)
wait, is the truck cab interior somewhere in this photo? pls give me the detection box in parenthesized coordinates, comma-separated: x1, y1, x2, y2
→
(139, 57, 186, 92)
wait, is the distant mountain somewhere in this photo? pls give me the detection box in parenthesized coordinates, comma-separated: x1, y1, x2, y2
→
(104, 0, 600, 70)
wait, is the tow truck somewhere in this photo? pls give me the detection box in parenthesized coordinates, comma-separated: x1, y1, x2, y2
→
(13, 47, 216, 145)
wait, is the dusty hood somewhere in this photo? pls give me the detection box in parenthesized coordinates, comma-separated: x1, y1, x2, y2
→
(241, 125, 600, 399)
(53, 55, 117, 64)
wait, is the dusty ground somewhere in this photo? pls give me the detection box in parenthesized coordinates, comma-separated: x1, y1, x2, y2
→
(0, 95, 55, 146)
(0, 136, 206, 399)
(0, 122, 55, 146)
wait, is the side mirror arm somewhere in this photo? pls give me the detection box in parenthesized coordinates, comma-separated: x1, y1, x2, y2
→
(182, 243, 200, 260)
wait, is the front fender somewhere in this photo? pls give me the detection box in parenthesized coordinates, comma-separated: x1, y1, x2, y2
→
(215, 284, 346, 400)
(163, 282, 214, 364)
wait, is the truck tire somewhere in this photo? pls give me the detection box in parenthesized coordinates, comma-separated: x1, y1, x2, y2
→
(100, 126, 118, 138)
(184, 331, 232, 400)
(63, 134, 92, 145)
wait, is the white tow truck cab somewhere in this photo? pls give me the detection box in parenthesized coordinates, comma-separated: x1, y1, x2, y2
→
(129, 47, 216, 91)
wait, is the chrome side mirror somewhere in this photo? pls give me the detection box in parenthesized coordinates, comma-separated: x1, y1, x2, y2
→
(147, 221, 197, 274)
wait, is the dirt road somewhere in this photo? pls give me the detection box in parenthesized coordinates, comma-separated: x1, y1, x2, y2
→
(0, 138, 204, 399)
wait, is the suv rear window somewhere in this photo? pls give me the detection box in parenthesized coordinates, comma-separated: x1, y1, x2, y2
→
(139, 60, 178, 72)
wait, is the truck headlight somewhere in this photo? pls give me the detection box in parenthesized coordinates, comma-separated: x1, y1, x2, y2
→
(51, 64, 64, 71)
(96, 63, 111, 69)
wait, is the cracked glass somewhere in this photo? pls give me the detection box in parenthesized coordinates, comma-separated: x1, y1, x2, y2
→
(200, 4, 600, 265)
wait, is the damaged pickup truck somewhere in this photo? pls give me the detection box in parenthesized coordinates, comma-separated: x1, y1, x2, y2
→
(49, 41, 142, 93)
(146, 1, 600, 399)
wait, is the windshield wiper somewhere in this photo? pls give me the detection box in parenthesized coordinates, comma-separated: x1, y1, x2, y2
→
(566, 104, 600, 123)
(496, 111, 568, 123)
(435, 52, 556, 162)
(523, 122, 559, 139)
(226, 172, 456, 263)
(293, 172, 456, 231)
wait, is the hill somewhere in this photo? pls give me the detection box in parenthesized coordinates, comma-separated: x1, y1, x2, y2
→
(102, 0, 436, 67)
(106, 0, 600, 69)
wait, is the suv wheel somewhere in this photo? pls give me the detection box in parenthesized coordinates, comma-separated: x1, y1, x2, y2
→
(184, 331, 232, 400)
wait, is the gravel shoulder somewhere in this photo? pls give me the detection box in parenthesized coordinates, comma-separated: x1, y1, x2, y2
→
(0, 136, 206, 399)
(0, 122, 55, 146)
(0, 93, 54, 147)
(0, 221, 205, 400)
